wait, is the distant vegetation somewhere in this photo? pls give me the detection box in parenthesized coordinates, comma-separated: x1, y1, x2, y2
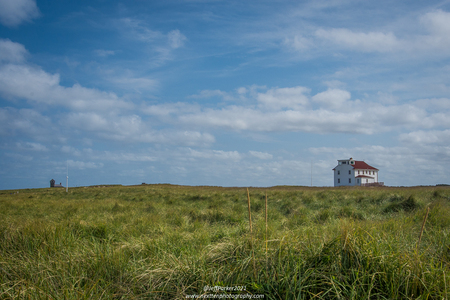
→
(1, 185, 449, 299)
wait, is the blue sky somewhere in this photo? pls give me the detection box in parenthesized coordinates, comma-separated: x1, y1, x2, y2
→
(1, 0, 450, 189)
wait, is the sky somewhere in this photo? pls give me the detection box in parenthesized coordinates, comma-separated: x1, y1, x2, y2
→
(1, 0, 450, 189)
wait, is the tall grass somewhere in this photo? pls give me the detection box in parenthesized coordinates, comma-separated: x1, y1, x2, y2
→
(0, 185, 449, 299)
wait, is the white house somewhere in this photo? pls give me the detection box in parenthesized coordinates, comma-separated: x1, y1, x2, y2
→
(333, 158, 381, 187)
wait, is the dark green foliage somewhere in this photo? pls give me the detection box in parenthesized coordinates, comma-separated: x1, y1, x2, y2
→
(338, 206, 365, 220)
(383, 195, 421, 213)
(315, 209, 332, 223)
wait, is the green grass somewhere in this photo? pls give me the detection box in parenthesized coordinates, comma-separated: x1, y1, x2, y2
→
(0, 185, 449, 299)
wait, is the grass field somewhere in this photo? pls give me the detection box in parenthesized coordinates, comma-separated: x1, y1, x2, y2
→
(1, 184, 450, 299)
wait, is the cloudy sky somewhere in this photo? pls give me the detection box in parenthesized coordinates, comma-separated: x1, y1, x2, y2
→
(1, 0, 450, 189)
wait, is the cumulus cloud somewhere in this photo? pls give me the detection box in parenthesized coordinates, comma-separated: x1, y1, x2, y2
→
(257, 86, 310, 110)
(0, 0, 40, 27)
(189, 89, 236, 101)
(110, 75, 158, 92)
(174, 85, 442, 134)
(399, 130, 450, 146)
(312, 88, 351, 109)
(0, 64, 132, 111)
(188, 149, 242, 161)
(67, 160, 103, 170)
(63, 111, 215, 146)
(64, 112, 110, 132)
(315, 28, 400, 52)
(0, 39, 28, 63)
(91, 151, 158, 162)
(420, 10, 450, 37)
(143, 102, 201, 122)
(249, 151, 273, 160)
(0, 39, 214, 149)
(0, 107, 53, 138)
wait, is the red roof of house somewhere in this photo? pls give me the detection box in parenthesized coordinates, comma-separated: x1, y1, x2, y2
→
(352, 161, 378, 170)
(332, 160, 378, 170)
(355, 175, 374, 178)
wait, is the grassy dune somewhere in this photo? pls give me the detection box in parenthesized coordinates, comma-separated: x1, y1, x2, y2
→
(1, 184, 450, 299)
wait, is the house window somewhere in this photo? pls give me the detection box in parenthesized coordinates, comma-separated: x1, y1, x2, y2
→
(349, 178, 351, 183)
(348, 170, 351, 175)
(358, 170, 360, 174)
(338, 179, 340, 183)
(357, 179, 360, 184)
(337, 171, 340, 175)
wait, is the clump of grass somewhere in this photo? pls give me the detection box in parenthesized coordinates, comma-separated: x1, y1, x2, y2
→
(383, 195, 421, 213)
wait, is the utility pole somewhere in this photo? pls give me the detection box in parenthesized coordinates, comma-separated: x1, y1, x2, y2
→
(66, 161, 69, 193)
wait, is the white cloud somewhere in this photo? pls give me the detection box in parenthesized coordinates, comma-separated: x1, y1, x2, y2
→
(315, 28, 400, 53)
(257, 86, 310, 110)
(284, 35, 313, 51)
(0, 107, 53, 138)
(414, 98, 450, 111)
(143, 102, 200, 118)
(0, 64, 132, 111)
(64, 112, 110, 132)
(188, 149, 242, 161)
(167, 29, 187, 49)
(133, 130, 215, 146)
(420, 9, 450, 37)
(249, 151, 273, 160)
(312, 88, 351, 109)
(92, 151, 158, 162)
(310, 9, 450, 56)
(63, 112, 215, 146)
(189, 89, 236, 101)
(399, 130, 450, 146)
(0, 39, 28, 63)
(177, 86, 440, 134)
(67, 160, 103, 170)
(0, 0, 40, 27)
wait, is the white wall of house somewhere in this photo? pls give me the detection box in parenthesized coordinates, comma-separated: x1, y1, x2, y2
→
(334, 160, 356, 187)
(355, 169, 378, 183)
